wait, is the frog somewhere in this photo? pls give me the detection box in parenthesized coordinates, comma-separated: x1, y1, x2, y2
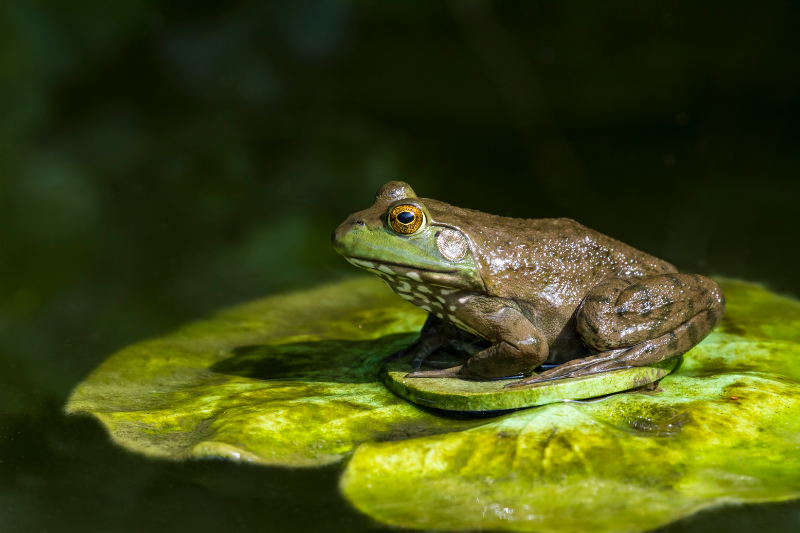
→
(331, 181, 725, 387)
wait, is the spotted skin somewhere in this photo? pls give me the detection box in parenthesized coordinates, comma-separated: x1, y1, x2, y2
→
(332, 181, 726, 385)
(362, 261, 482, 336)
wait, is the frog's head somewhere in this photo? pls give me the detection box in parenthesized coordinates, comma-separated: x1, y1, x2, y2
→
(332, 181, 484, 291)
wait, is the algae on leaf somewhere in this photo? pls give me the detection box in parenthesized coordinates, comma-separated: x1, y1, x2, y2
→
(341, 279, 800, 533)
(66, 278, 479, 466)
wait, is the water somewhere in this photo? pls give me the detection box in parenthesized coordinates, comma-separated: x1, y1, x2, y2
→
(2, 1, 799, 531)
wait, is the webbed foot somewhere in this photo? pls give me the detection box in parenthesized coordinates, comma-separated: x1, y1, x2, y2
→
(504, 348, 628, 388)
(411, 339, 480, 369)
(386, 313, 480, 369)
(405, 365, 465, 379)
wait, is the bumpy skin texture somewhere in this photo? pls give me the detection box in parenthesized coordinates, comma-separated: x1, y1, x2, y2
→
(332, 182, 725, 385)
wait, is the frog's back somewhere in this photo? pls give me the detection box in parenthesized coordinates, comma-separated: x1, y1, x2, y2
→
(424, 200, 676, 306)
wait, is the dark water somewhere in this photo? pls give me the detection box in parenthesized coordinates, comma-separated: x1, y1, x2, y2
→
(2, 1, 799, 531)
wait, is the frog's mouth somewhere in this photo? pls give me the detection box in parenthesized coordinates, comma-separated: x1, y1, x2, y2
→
(345, 256, 454, 275)
(343, 256, 481, 291)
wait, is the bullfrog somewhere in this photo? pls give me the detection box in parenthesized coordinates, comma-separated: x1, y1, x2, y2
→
(331, 181, 725, 387)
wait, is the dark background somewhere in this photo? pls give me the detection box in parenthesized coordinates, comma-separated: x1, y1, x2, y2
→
(1, 1, 799, 531)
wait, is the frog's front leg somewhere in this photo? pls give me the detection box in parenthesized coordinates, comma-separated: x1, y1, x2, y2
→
(506, 274, 724, 387)
(387, 313, 479, 369)
(406, 296, 548, 379)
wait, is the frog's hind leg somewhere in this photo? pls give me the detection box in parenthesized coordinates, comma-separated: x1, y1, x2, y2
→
(506, 274, 724, 387)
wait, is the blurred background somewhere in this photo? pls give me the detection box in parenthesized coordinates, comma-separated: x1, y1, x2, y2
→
(1, 1, 799, 531)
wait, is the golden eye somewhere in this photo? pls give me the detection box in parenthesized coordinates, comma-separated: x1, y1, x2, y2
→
(389, 204, 424, 234)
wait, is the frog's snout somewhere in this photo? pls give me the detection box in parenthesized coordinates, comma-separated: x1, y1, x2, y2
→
(331, 218, 366, 253)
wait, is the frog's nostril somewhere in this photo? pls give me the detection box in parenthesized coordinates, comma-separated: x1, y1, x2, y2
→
(330, 230, 339, 244)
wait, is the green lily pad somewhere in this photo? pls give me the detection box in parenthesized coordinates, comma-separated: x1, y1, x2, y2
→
(341, 279, 800, 533)
(67, 276, 800, 532)
(381, 352, 679, 412)
(65, 278, 479, 466)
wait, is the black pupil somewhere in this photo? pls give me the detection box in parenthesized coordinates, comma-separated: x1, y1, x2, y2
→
(397, 211, 415, 224)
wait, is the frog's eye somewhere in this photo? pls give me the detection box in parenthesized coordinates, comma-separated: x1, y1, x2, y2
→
(389, 204, 424, 235)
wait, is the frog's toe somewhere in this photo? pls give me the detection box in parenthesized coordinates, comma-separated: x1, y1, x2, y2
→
(563, 360, 630, 377)
(411, 351, 431, 370)
(405, 365, 464, 378)
(504, 370, 563, 387)
(446, 339, 482, 356)
(505, 355, 636, 387)
(417, 359, 461, 369)
(525, 349, 631, 382)
(504, 377, 535, 388)
(504, 360, 589, 387)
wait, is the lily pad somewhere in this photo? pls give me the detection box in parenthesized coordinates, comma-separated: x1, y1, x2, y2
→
(65, 278, 479, 466)
(341, 279, 800, 533)
(381, 352, 680, 412)
(67, 276, 800, 532)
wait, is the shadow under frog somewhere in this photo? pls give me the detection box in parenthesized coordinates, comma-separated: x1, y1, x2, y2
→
(211, 333, 441, 384)
(331, 181, 726, 387)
